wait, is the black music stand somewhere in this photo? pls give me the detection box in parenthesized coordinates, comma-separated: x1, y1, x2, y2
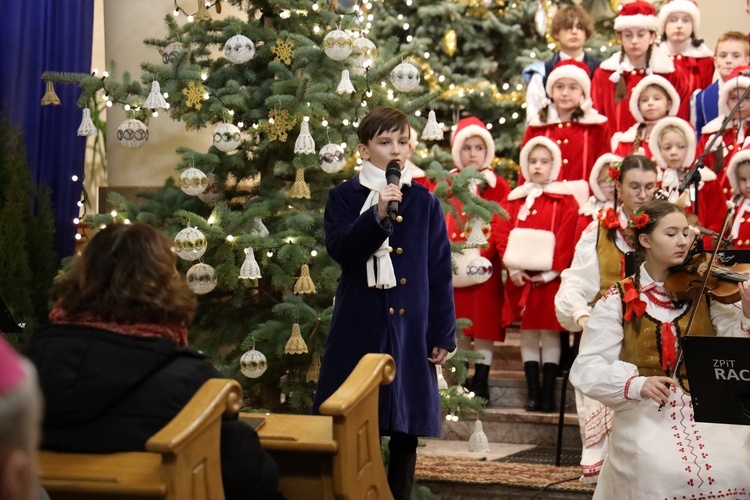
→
(0, 295, 24, 334)
(683, 336, 750, 426)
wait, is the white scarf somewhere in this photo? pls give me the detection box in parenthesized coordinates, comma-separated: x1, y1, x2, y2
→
(516, 183, 545, 221)
(358, 160, 413, 289)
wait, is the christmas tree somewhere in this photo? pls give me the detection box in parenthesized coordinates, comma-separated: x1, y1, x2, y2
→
(43, 0, 490, 417)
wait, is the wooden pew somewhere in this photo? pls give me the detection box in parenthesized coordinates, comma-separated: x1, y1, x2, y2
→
(38, 353, 396, 500)
(243, 353, 396, 500)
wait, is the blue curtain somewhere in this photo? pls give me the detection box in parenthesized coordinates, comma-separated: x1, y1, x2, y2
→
(0, 0, 95, 259)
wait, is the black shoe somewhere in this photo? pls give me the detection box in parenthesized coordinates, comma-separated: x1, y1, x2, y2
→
(471, 363, 491, 402)
(541, 362, 559, 413)
(387, 450, 416, 500)
(524, 361, 541, 411)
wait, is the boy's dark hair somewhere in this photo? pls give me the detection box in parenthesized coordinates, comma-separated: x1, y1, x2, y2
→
(551, 5, 594, 40)
(357, 106, 410, 145)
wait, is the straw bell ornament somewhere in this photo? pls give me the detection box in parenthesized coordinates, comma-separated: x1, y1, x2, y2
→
(318, 143, 346, 173)
(421, 110, 443, 141)
(179, 167, 208, 196)
(239, 247, 262, 280)
(306, 352, 321, 383)
(468, 420, 490, 452)
(390, 62, 420, 92)
(336, 70, 355, 94)
(284, 323, 309, 354)
(213, 123, 242, 153)
(351, 37, 376, 75)
(223, 34, 255, 64)
(117, 119, 148, 148)
(186, 263, 217, 294)
(144, 81, 168, 110)
(294, 264, 317, 294)
(322, 29, 353, 61)
(294, 121, 316, 155)
(289, 168, 311, 199)
(240, 347, 268, 378)
(174, 226, 207, 261)
(40, 81, 61, 106)
(77, 108, 97, 137)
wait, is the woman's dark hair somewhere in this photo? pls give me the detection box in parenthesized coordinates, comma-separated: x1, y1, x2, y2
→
(51, 222, 197, 325)
(615, 44, 654, 104)
(607, 155, 659, 243)
(660, 32, 705, 48)
(538, 102, 585, 123)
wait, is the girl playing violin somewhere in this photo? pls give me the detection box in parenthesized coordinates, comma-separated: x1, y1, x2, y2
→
(570, 199, 750, 499)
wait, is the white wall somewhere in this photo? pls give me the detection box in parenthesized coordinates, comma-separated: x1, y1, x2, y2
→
(695, 0, 749, 50)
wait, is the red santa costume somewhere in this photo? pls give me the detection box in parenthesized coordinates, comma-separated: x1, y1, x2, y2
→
(522, 59, 609, 186)
(698, 66, 750, 199)
(725, 147, 750, 248)
(650, 117, 727, 247)
(576, 153, 620, 239)
(591, 2, 689, 137)
(656, 0, 715, 106)
(610, 75, 681, 160)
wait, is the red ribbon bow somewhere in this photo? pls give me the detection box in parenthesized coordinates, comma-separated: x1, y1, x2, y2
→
(661, 322, 677, 371)
(622, 280, 647, 321)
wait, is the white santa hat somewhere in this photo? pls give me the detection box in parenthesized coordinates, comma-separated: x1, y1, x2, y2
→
(614, 1, 660, 32)
(451, 116, 495, 170)
(658, 0, 701, 36)
(648, 117, 697, 169)
(629, 74, 681, 123)
(726, 146, 750, 195)
(719, 65, 750, 118)
(519, 137, 562, 182)
(545, 59, 592, 100)
(590, 153, 623, 202)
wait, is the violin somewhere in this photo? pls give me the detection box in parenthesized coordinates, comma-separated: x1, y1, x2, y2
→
(665, 252, 750, 304)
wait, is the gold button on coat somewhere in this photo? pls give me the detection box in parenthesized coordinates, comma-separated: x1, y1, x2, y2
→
(400, 278, 407, 285)
(399, 309, 405, 315)
(389, 307, 395, 314)
(396, 248, 403, 254)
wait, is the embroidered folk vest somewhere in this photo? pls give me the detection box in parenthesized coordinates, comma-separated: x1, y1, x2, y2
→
(593, 224, 627, 304)
(618, 279, 716, 393)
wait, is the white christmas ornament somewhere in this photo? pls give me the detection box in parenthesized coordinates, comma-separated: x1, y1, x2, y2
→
(534, 1, 548, 38)
(179, 167, 208, 196)
(452, 247, 492, 287)
(144, 81, 168, 109)
(465, 218, 489, 247)
(294, 121, 316, 154)
(250, 217, 269, 237)
(160, 41, 183, 64)
(239, 247, 262, 279)
(436, 365, 448, 390)
(224, 34, 256, 64)
(197, 173, 220, 204)
(186, 263, 217, 294)
(421, 110, 443, 141)
(240, 348, 268, 378)
(351, 37, 376, 75)
(213, 123, 242, 153)
(116, 119, 148, 149)
(467, 255, 493, 284)
(323, 29, 353, 61)
(77, 108, 96, 137)
(336, 70, 355, 94)
(468, 420, 490, 453)
(174, 226, 207, 261)
(390, 62, 421, 92)
(318, 143, 346, 173)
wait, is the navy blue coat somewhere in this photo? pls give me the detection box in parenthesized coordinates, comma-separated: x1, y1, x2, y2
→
(311, 176, 457, 437)
(694, 80, 719, 140)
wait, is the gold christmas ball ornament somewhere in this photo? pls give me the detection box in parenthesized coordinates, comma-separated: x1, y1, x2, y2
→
(212, 122, 242, 153)
(174, 226, 207, 261)
(186, 263, 217, 294)
(116, 119, 148, 149)
(240, 348, 268, 378)
(223, 34, 255, 64)
(443, 30, 457, 57)
(322, 29, 353, 61)
(179, 167, 208, 196)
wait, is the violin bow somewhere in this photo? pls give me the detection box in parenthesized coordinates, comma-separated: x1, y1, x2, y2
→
(658, 207, 735, 412)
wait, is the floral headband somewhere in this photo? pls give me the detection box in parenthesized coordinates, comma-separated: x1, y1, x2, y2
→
(607, 161, 622, 182)
(628, 209, 651, 230)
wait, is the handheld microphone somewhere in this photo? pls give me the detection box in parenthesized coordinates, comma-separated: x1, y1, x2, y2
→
(385, 161, 402, 221)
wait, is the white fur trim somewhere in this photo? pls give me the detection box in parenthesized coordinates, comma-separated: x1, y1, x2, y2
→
(503, 228, 556, 272)
(700, 115, 723, 135)
(590, 153, 623, 201)
(562, 179, 592, 208)
(629, 74, 681, 123)
(599, 50, 676, 77)
(718, 74, 750, 117)
(507, 180, 579, 201)
(527, 109, 607, 126)
(546, 64, 592, 100)
(519, 136, 562, 181)
(658, 0, 701, 35)
(648, 117, 696, 168)
(451, 123, 495, 170)
(727, 148, 750, 194)
(614, 14, 659, 32)
(656, 41, 713, 59)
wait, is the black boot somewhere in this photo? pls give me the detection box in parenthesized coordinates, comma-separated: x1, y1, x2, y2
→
(471, 363, 491, 402)
(387, 449, 417, 500)
(524, 361, 541, 411)
(541, 362, 559, 413)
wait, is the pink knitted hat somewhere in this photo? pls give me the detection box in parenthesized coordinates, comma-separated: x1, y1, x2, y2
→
(0, 335, 25, 395)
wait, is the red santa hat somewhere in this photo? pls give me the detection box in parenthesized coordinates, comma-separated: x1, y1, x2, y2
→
(727, 146, 750, 195)
(519, 137, 562, 182)
(719, 65, 750, 117)
(545, 60, 592, 100)
(590, 153, 623, 202)
(451, 116, 495, 170)
(614, 1, 659, 32)
(658, 0, 701, 35)
(629, 74, 681, 122)
(648, 117, 697, 169)
(0, 335, 25, 396)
